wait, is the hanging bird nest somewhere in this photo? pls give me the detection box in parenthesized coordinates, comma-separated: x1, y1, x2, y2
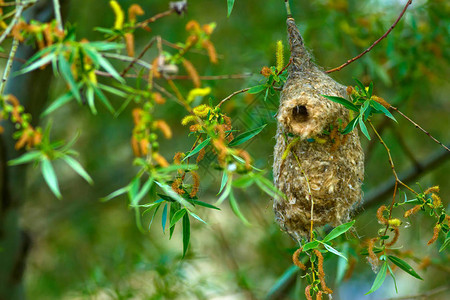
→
(273, 17, 364, 241)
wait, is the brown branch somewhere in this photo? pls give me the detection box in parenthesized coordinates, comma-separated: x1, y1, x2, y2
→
(134, 9, 174, 29)
(217, 87, 250, 107)
(391, 106, 449, 152)
(326, 0, 412, 73)
(120, 37, 156, 77)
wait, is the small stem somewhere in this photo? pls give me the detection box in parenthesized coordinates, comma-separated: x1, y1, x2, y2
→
(52, 0, 63, 31)
(217, 87, 250, 108)
(284, 0, 292, 17)
(0, 37, 19, 94)
(135, 9, 174, 28)
(121, 37, 156, 77)
(326, 0, 412, 73)
(0, 2, 24, 45)
(391, 106, 449, 152)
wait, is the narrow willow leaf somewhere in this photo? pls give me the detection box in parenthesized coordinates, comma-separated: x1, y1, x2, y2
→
(229, 124, 267, 147)
(335, 243, 349, 284)
(247, 84, 266, 94)
(94, 86, 115, 114)
(218, 171, 228, 195)
(192, 200, 220, 210)
(255, 175, 286, 199)
(365, 261, 388, 295)
(323, 220, 355, 242)
(183, 138, 210, 161)
(342, 117, 358, 134)
(101, 185, 129, 202)
(323, 243, 347, 261)
(161, 203, 168, 232)
(229, 190, 250, 226)
(131, 177, 153, 206)
(188, 211, 208, 225)
(41, 91, 73, 117)
(267, 265, 299, 299)
(439, 236, 450, 252)
(170, 208, 186, 228)
(88, 41, 124, 51)
(387, 255, 423, 280)
(368, 81, 374, 97)
(58, 53, 81, 102)
(182, 213, 190, 257)
(98, 83, 127, 98)
(359, 117, 371, 140)
(8, 151, 41, 166)
(302, 240, 320, 252)
(41, 158, 62, 199)
(353, 78, 367, 96)
(61, 155, 93, 185)
(370, 100, 397, 122)
(147, 203, 161, 230)
(387, 263, 398, 294)
(216, 177, 232, 205)
(232, 174, 254, 188)
(16, 53, 55, 75)
(155, 181, 194, 210)
(86, 86, 97, 114)
(227, 0, 235, 17)
(322, 95, 359, 112)
(83, 47, 124, 83)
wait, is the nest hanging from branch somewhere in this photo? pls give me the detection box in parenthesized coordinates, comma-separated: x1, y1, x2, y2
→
(273, 17, 365, 241)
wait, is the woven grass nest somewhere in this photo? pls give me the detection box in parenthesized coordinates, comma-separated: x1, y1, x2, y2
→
(273, 17, 365, 241)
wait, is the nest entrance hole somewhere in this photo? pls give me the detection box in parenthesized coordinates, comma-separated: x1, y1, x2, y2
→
(292, 105, 308, 123)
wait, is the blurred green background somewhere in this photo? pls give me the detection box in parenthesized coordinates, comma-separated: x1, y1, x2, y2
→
(16, 0, 449, 299)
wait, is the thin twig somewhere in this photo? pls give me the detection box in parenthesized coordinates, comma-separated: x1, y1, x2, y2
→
(135, 9, 174, 28)
(369, 121, 417, 195)
(391, 106, 449, 152)
(0, 37, 19, 94)
(0, 2, 24, 45)
(217, 88, 250, 107)
(120, 37, 156, 76)
(52, 0, 63, 31)
(166, 73, 252, 80)
(161, 39, 224, 58)
(103, 52, 152, 70)
(326, 0, 412, 73)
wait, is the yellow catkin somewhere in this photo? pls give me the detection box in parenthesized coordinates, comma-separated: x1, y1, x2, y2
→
(424, 185, 439, 195)
(189, 171, 200, 198)
(276, 40, 284, 72)
(314, 249, 333, 294)
(371, 95, 391, 109)
(154, 120, 172, 139)
(128, 4, 144, 24)
(404, 205, 421, 218)
(153, 153, 169, 167)
(181, 115, 197, 126)
(172, 178, 185, 195)
(124, 32, 135, 57)
(185, 20, 200, 32)
(153, 92, 166, 104)
(367, 238, 380, 269)
(386, 227, 399, 247)
(173, 152, 185, 165)
(182, 59, 201, 88)
(388, 218, 401, 227)
(376, 205, 388, 225)
(193, 104, 211, 117)
(202, 40, 218, 64)
(431, 193, 441, 207)
(131, 136, 140, 157)
(427, 224, 441, 245)
(292, 247, 306, 270)
(109, 0, 124, 30)
(187, 87, 211, 103)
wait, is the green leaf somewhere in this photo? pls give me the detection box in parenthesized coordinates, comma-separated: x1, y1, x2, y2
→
(322, 95, 359, 112)
(216, 176, 232, 205)
(342, 117, 358, 135)
(302, 240, 320, 252)
(94, 86, 115, 114)
(182, 213, 190, 257)
(16, 52, 55, 75)
(41, 157, 62, 199)
(232, 174, 254, 188)
(247, 84, 266, 94)
(439, 236, 450, 252)
(368, 81, 374, 97)
(101, 185, 129, 202)
(229, 124, 266, 147)
(83, 46, 124, 83)
(218, 171, 229, 195)
(266, 265, 299, 299)
(170, 208, 186, 228)
(131, 177, 153, 206)
(335, 243, 349, 284)
(354, 78, 367, 96)
(370, 100, 397, 122)
(358, 117, 371, 140)
(191, 200, 220, 210)
(154, 181, 194, 210)
(61, 155, 93, 185)
(229, 190, 250, 226)
(365, 261, 388, 295)
(98, 83, 127, 98)
(188, 211, 208, 225)
(323, 243, 347, 261)
(128, 177, 140, 202)
(58, 54, 81, 102)
(183, 138, 211, 161)
(255, 175, 286, 199)
(387, 255, 423, 280)
(147, 202, 162, 230)
(387, 263, 398, 294)
(323, 220, 355, 242)
(86, 86, 97, 114)
(8, 151, 41, 166)
(41, 91, 73, 117)
(161, 203, 168, 232)
(227, 0, 235, 17)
